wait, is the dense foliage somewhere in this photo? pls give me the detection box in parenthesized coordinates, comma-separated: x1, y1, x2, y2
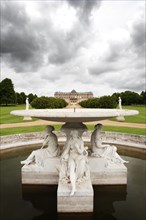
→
(0, 78, 37, 105)
(112, 91, 146, 105)
(79, 96, 117, 108)
(80, 91, 146, 108)
(98, 96, 117, 108)
(0, 78, 16, 105)
(31, 96, 68, 109)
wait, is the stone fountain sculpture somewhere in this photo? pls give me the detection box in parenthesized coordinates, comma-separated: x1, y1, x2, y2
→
(11, 108, 138, 212)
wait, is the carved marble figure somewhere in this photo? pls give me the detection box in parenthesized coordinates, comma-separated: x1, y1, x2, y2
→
(21, 125, 60, 166)
(118, 97, 122, 109)
(26, 97, 29, 110)
(60, 130, 89, 196)
(91, 124, 128, 165)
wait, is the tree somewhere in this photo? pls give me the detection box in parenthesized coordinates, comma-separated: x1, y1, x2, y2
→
(20, 92, 27, 104)
(0, 78, 16, 105)
(28, 93, 37, 103)
(140, 91, 146, 104)
(120, 91, 141, 105)
(15, 92, 23, 104)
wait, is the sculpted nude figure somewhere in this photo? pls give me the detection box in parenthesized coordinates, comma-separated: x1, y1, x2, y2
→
(21, 125, 60, 166)
(25, 97, 29, 110)
(91, 124, 128, 165)
(61, 130, 88, 196)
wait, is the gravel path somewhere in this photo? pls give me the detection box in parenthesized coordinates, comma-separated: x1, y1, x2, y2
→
(0, 119, 145, 129)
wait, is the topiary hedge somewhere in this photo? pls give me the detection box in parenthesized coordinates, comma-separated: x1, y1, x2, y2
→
(31, 96, 68, 109)
(79, 96, 117, 108)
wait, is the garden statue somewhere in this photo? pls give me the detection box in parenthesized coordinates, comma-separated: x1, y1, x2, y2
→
(21, 125, 60, 166)
(118, 97, 122, 109)
(26, 97, 29, 110)
(91, 124, 128, 165)
(60, 130, 89, 196)
(23, 97, 32, 120)
(116, 97, 125, 121)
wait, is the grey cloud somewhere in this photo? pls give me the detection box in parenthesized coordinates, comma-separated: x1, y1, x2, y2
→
(48, 23, 87, 64)
(130, 14, 145, 56)
(1, 2, 45, 72)
(106, 68, 145, 93)
(105, 42, 127, 62)
(89, 63, 117, 76)
(1, 2, 28, 28)
(1, 1, 98, 72)
(66, 0, 102, 23)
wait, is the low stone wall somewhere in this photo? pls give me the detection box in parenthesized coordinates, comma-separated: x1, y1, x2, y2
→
(1, 131, 145, 151)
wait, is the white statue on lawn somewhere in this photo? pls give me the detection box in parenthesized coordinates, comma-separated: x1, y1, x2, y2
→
(60, 130, 89, 196)
(26, 97, 29, 110)
(91, 124, 128, 165)
(118, 96, 122, 109)
(21, 125, 60, 166)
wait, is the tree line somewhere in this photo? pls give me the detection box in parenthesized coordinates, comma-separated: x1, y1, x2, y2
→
(79, 91, 146, 108)
(0, 78, 145, 108)
(0, 78, 68, 108)
(0, 78, 37, 105)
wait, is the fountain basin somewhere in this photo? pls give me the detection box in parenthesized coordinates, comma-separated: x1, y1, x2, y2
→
(11, 108, 139, 122)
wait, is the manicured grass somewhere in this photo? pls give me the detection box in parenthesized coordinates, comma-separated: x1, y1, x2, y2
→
(0, 124, 145, 136)
(110, 105, 146, 124)
(86, 124, 145, 136)
(0, 105, 37, 124)
(0, 105, 145, 124)
(0, 124, 62, 136)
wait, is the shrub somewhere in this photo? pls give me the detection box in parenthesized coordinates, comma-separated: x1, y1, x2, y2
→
(79, 98, 100, 108)
(98, 96, 117, 108)
(31, 97, 68, 109)
(79, 96, 116, 108)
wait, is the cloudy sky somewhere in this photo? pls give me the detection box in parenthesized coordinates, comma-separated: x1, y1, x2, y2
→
(1, 0, 145, 97)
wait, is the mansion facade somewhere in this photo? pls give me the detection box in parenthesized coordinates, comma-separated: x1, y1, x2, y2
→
(54, 89, 93, 105)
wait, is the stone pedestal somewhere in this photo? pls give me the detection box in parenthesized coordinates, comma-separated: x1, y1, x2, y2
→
(23, 116, 32, 120)
(89, 157, 127, 185)
(22, 157, 60, 185)
(22, 157, 127, 185)
(116, 116, 125, 121)
(57, 179, 93, 212)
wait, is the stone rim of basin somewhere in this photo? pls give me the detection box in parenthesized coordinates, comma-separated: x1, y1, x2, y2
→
(11, 109, 139, 123)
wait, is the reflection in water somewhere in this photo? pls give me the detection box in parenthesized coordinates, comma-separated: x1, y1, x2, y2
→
(22, 185, 57, 220)
(94, 185, 127, 220)
(22, 185, 127, 220)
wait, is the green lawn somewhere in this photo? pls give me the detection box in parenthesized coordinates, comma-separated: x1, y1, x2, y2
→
(0, 105, 145, 136)
(0, 124, 62, 136)
(0, 124, 145, 136)
(1, 105, 145, 124)
(110, 105, 146, 124)
(0, 105, 37, 124)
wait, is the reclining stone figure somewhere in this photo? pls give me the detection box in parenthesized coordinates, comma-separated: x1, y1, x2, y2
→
(91, 123, 128, 165)
(21, 125, 60, 166)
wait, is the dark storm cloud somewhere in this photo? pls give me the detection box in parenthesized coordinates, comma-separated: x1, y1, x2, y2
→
(48, 23, 87, 64)
(1, 2, 45, 72)
(130, 15, 145, 57)
(66, 0, 102, 23)
(1, 1, 101, 72)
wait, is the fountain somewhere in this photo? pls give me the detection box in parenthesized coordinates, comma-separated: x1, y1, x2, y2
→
(11, 108, 139, 213)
